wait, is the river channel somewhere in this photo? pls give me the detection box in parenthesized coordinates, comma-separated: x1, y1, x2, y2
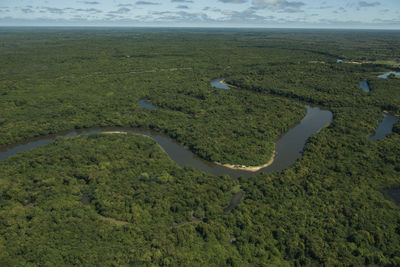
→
(0, 80, 333, 179)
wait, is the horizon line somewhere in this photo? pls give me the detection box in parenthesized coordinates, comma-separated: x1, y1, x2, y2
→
(1, 25, 399, 31)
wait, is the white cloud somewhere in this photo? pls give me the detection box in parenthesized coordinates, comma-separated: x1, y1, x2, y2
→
(358, 1, 380, 8)
(218, 0, 248, 3)
(252, 0, 305, 12)
(0, 0, 397, 29)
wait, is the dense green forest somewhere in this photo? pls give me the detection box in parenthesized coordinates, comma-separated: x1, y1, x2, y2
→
(0, 134, 240, 265)
(0, 28, 308, 166)
(0, 28, 400, 265)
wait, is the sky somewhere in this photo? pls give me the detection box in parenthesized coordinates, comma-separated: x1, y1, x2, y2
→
(0, 0, 399, 29)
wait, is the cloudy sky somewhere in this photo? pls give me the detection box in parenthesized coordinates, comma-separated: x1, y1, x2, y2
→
(0, 0, 399, 29)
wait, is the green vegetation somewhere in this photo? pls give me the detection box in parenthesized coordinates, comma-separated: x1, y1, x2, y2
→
(0, 28, 400, 265)
(0, 28, 306, 166)
(0, 134, 240, 265)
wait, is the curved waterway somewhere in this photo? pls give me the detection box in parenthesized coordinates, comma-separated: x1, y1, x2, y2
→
(378, 72, 400, 79)
(370, 114, 399, 141)
(1, 85, 332, 179)
(0, 106, 331, 178)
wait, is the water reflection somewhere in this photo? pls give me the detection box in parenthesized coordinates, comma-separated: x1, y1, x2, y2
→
(210, 78, 231, 90)
(0, 105, 332, 178)
(139, 99, 157, 110)
(378, 72, 400, 79)
(360, 80, 370, 93)
(370, 114, 399, 141)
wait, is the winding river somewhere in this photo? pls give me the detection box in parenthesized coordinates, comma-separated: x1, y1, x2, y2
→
(3, 75, 397, 178)
(1, 74, 398, 213)
(0, 80, 333, 179)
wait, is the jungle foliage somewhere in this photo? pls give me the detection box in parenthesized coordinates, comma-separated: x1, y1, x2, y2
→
(0, 28, 400, 266)
(0, 134, 240, 266)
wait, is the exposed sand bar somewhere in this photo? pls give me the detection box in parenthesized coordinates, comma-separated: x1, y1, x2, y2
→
(215, 151, 275, 172)
(102, 131, 128, 135)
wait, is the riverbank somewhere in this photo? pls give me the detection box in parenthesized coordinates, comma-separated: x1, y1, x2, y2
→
(102, 131, 128, 135)
(1, 103, 333, 179)
(214, 151, 275, 172)
(219, 79, 232, 88)
(102, 126, 277, 173)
